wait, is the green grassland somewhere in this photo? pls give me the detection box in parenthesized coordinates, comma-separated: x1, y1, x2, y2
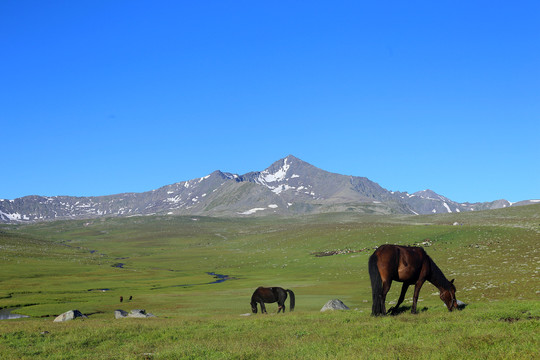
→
(1, 205, 539, 359)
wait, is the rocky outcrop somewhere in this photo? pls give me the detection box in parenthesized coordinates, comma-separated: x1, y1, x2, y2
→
(320, 299, 350, 312)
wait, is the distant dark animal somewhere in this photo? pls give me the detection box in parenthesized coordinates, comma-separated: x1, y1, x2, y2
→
(129, 296, 133, 301)
(120, 296, 123, 303)
(251, 287, 295, 314)
(368, 244, 457, 316)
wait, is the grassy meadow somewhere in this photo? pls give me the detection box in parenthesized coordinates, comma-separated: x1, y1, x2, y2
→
(1, 205, 539, 359)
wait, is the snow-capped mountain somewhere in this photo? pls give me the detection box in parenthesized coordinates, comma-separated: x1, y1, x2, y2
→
(0, 155, 536, 223)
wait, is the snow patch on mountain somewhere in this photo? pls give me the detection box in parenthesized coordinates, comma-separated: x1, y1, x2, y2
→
(259, 157, 290, 183)
(272, 184, 293, 194)
(238, 208, 266, 215)
(167, 196, 182, 203)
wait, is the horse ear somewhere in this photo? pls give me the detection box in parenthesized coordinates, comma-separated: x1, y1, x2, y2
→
(450, 279, 454, 284)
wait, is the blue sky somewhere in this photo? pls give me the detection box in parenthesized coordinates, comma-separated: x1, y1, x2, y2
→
(1, 1, 538, 203)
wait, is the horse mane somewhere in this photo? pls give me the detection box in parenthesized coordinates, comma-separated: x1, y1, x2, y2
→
(427, 255, 452, 290)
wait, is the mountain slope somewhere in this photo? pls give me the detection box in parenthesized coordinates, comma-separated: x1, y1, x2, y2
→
(0, 155, 536, 223)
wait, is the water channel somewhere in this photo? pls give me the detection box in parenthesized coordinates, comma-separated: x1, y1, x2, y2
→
(151, 272, 236, 290)
(0, 308, 29, 320)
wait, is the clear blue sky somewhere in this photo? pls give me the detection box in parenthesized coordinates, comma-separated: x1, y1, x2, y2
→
(1, 1, 539, 203)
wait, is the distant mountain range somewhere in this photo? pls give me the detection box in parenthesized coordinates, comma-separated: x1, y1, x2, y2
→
(1, 155, 537, 223)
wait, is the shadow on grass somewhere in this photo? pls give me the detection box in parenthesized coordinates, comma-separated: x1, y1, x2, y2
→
(388, 306, 429, 315)
(389, 303, 467, 315)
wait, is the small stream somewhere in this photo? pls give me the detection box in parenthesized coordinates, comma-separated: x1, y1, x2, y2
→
(0, 308, 29, 320)
(207, 272, 232, 284)
(151, 272, 236, 290)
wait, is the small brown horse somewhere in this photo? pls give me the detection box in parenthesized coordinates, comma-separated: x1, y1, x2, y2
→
(369, 244, 457, 315)
(250, 287, 295, 314)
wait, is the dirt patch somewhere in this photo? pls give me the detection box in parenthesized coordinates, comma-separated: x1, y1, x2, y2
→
(312, 240, 434, 257)
(312, 248, 371, 257)
(501, 315, 540, 323)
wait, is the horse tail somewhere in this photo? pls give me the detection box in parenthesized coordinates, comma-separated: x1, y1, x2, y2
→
(287, 289, 295, 311)
(369, 252, 384, 316)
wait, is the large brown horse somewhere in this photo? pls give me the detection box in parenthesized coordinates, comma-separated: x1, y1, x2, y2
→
(250, 287, 295, 314)
(369, 244, 457, 316)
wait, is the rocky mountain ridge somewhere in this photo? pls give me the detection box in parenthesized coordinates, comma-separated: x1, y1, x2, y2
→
(1, 155, 536, 223)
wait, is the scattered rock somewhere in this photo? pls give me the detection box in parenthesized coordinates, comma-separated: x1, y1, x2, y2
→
(239, 313, 252, 317)
(53, 310, 87, 322)
(320, 299, 350, 312)
(412, 239, 432, 247)
(129, 309, 155, 318)
(115, 309, 129, 319)
(312, 248, 371, 257)
(443, 300, 467, 309)
(115, 309, 156, 319)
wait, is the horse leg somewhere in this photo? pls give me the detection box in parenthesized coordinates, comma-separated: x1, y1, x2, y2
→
(389, 283, 409, 315)
(277, 299, 285, 313)
(411, 280, 425, 314)
(381, 279, 392, 315)
(260, 301, 267, 314)
(277, 291, 287, 313)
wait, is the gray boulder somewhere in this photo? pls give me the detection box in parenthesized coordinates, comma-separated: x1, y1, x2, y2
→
(53, 310, 87, 322)
(115, 309, 129, 319)
(321, 299, 350, 312)
(441, 299, 467, 309)
(115, 309, 156, 319)
(455, 299, 467, 309)
(129, 309, 153, 318)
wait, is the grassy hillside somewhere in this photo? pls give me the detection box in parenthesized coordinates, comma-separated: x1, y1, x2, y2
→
(1, 205, 539, 359)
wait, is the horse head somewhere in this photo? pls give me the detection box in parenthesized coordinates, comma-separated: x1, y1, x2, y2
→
(251, 301, 258, 313)
(439, 279, 458, 311)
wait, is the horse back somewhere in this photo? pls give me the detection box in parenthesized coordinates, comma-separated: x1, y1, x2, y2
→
(398, 246, 429, 281)
(253, 287, 282, 303)
(375, 244, 429, 283)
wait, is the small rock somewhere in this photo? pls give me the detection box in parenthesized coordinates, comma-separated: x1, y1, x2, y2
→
(443, 300, 467, 309)
(321, 299, 350, 312)
(129, 309, 149, 318)
(115, 309, 129, 319)
(115, 309, 156, 319)
(53, 310, 87, 322)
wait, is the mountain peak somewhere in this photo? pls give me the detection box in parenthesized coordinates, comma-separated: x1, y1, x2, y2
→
(258, 156, 296, 184)
(414, 189, 447, 200)
(283, 154, 302, 162)
(260, 155, 320, 183)
(269, 154, 308, 168)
